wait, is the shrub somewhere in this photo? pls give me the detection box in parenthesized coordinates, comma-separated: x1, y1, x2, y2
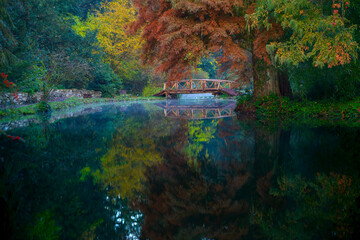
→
(142, 85, 162, 97)
(36, 101, 52, 113)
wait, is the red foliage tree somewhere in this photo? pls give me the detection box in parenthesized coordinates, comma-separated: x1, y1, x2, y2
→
(130, 0, 290, 97)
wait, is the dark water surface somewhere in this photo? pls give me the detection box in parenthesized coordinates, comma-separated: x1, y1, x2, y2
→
(1, 99, 360, 239)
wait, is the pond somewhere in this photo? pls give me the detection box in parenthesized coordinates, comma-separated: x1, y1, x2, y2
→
(1, 99, 360, 239)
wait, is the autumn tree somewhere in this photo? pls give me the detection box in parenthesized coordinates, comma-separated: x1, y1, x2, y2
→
(130, 0, 254, 90)
(73, 0, 142, 76)
(250, 0, 360, 100)
(131, 0, 358, 98)
(249, 0, 358, 68)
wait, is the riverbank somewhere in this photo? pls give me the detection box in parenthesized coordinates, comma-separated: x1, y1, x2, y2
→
(0, 96, 162, 119)
(236, 95, 360, 124)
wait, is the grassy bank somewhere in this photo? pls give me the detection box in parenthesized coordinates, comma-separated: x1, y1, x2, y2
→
(0, 95, 162, 119)
(236, 95, 360, 123)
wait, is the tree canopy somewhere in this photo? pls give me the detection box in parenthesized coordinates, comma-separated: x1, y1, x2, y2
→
(131, 0, 359, 97)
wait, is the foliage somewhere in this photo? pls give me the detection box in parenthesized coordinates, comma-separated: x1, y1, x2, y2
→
(248, 0, 359, 68)
(191, 68, 209, 79)
(285, 2, 360, 101)
(36, 101, 52, 114)
(34, 53, 92, 102)
(197, 55, 219, 79)
(72, 1, 142, 65)
(237, 94, 360, 122)
(87, 60, 122, 97)
(0, 0, 25, 68)
(253, 94, 298, 118)
(72, 0, 147, 94)
(20, 64, 46, 96)
(142, 85, 162, 97)
(289, 61, 360, 100)
(131, 0, 253, 83)
(0, 72, 19, 107)
(1, 0, 121, 96)
(131, 0, 360, 98)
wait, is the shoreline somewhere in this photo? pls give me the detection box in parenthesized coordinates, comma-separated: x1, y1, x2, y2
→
(3, 95, 360, 130)
(0, 96, 163, 119)
(0, 97, 167, 131)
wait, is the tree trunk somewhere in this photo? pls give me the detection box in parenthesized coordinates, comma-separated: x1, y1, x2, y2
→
(279, 71, 293, 99)
(252, 56, 293, 99)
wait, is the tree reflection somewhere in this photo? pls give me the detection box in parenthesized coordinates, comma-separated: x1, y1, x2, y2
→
(253, 173, 360, 240)
(0, 107, 133, 239)
(131, 115, 289, 239)
(95, 117, 163, 200)
(136, 150, 251, 239)
(132, 118, 360, 239)
(184, 119, 218, 163)
(95, 105, 186, 201)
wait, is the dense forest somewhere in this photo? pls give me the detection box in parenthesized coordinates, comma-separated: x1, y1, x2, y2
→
(1, 0, 360, 103)
(0, 0, 166, 97)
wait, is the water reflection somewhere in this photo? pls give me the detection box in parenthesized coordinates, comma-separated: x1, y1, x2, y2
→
(155, 100, 236, 119)
(1, 100, 360, 239)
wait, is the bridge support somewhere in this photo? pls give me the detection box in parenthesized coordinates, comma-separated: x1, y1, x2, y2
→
(165, 92, 177, 99)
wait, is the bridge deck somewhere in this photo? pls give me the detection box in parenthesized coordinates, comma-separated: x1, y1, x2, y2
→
(153, 79, 240, 97)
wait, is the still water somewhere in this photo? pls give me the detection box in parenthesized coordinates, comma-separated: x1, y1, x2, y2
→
(1, 99, 360, 239)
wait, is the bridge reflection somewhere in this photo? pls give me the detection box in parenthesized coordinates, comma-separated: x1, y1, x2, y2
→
(155, 100, 236, 119)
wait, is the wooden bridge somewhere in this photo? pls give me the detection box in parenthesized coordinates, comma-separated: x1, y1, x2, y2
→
(155, 101, 236, 120)
(153, 79, 239, 97)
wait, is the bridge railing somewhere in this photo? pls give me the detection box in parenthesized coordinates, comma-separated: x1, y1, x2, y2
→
(163, 79, 236, 91)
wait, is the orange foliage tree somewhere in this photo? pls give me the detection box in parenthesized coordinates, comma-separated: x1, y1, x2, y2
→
(130, 0, 358, 98)
(130, 0, 289, 97)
